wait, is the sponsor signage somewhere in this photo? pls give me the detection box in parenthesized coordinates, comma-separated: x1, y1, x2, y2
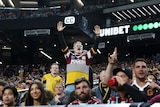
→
(99, 21, 160, 37)
(100, 25, 130, 37)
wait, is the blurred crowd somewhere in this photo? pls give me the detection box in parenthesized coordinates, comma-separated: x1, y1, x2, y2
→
(0, 53, 159, 106)
(0, 5, 100, 20)
(0, 53, 160, 90)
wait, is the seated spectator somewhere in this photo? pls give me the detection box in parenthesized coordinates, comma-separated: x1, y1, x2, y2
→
(152, 68, 160, 82)
(25, 80, 33, 89)
(92, 47, 117, 103)
(147, 73, 160, 85)
(131, 58, 160, 100)
(2, 85, 19, 107)
(45, 90, 55, 105)
(54, 83, 68, 105)
(147, 74, 157, 83)
(21, 82, 49, 106)
(69, 77, 103, 105)
(107, 68, 147, 103)
(92, 72, 99, 88)
(33, 78, 41, 83)
(0, 80, 8, 105)
(92, 70, 111, 103)
(67, 89, 96, 105)
(146, 74, 160, 92)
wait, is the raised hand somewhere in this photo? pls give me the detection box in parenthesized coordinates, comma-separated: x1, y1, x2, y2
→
(93, 25, 100, 36)
(146, 79, 160, 90)
(105, 47, 117, 84)
(57, 21, 66, 32)
(108, 47, 117, 64)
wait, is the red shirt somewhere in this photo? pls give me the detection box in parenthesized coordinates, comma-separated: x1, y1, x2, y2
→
(70, 96, 103, 105)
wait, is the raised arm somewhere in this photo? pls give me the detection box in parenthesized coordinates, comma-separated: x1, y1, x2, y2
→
(93, 25, 100, 36)
(104, 47, 118, 85)
(57, 21, 66, 32)
(57, 21, 68, 52)
(91, 25, 101, 54)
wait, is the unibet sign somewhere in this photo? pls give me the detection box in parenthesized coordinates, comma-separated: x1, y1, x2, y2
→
(100, 25, 130, 37)
(133, 22, 160, 31)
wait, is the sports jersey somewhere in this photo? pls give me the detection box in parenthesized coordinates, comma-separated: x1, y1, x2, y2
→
(62, 48, 96, 85)
(131, 80, 159, 100)
(107, 95, 133, 104)
(58, 31, 98, 86)
(41, 74, 62, 95)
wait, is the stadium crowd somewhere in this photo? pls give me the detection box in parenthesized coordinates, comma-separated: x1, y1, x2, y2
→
(0, 52, 159, 106)
(0, 5, 100, 20)
(0, 1, 160, 106)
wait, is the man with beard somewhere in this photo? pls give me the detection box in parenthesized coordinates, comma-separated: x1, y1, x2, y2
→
(107, 68, 147, 103)
(70, 77, 103, 105)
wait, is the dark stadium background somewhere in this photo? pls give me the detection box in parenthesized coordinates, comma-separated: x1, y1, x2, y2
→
(0, 0, 160, 65)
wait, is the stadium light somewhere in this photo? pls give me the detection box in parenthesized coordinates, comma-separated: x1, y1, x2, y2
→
(0, 0, 5, 7)
(8, 0, 15, 7)
(77, 0, 84, 6)
(0, 0, 15, 7)
(2, 46, 11, 50)
(40, 51, 52, 60)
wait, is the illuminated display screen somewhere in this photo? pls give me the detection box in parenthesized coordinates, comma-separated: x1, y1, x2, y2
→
(132, 22, 160, 31)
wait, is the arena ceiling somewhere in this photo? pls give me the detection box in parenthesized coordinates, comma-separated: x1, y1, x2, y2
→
(0, 0, 160, 65)
(0, 0, 135, 8)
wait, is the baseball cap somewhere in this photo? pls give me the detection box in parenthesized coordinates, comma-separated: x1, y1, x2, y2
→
(113, 68, 132, 79)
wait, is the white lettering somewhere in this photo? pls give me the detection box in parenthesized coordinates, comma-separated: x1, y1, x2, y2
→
(105, 28, 111, 36)
(119, 26, 124, 34)
(71, 60, 85, 64)
(64, 16, 75, 24)
(113, 27, 119, 35)
(100, 29, 105, 37)
(124, 25, 130, 33)
(100, 25, 130, 37)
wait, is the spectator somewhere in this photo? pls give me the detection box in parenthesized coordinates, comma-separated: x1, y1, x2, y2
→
(131, 58, 160, 100)
(54, 83, 68, 105)
(107, 68, 147, 103)
(44, 90, 55, 105)
(57, 21, 100, 95)
(25, 80, 33, 89)
(147, 74, 160, 91)
(92, 72, 99, 88)
(0, 80, 8, 105)
(93, 72, 99, 80)
(147, 74, 157, 83)
(92, 47, 118, 103)
(41, 63, 62, 96)
(2, 85, 19, 107)
(92, 70, 111, 103)
(69, 77, 103, 105)
(18, 65, 24, 80)
(152, 68, 160, 82)
(22, 82, 49, 106)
